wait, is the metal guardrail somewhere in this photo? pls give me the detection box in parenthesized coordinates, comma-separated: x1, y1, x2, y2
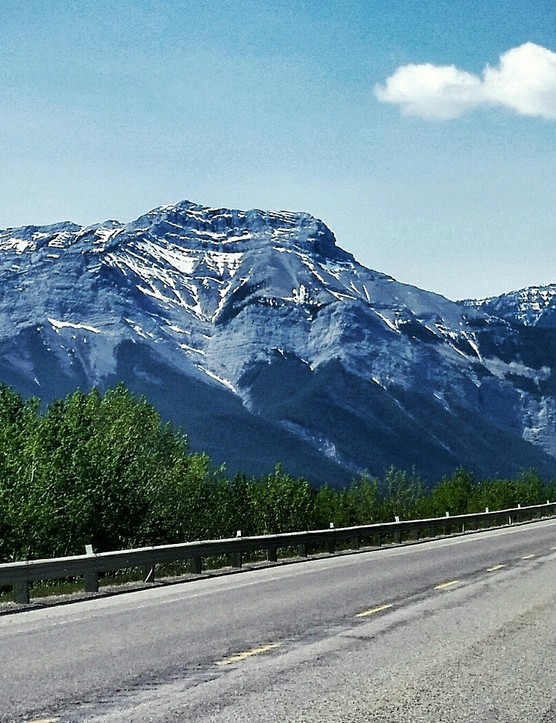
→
(1, 502, 554, 604)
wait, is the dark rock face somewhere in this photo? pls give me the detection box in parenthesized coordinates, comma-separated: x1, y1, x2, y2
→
(1, 200, 556, 486)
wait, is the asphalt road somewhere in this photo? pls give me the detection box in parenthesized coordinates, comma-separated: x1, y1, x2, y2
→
(2, 519, 556, 722)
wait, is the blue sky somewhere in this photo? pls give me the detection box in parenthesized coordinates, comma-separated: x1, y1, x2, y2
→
(1, 0, 556, 299)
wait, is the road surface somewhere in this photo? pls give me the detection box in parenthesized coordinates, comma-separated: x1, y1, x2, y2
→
(1, 519, 555, 722)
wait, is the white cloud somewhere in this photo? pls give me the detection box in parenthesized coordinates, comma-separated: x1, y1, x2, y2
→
(375, 42, 556, 120)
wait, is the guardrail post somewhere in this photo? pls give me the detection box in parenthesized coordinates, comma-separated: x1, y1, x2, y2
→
(393, 530, 401, 544)
(189, 556, 202, 575)
(351, 536, 360, 551)
(84, 572, 99, 593)
(230, 552, 242, 568)
(13, 581, 30, 605)
(298, 543, 308, 557)
(393, 517, 401, 544)
(373, 533, 381, 547)
(267, 546, 278, 563)
(230, 531, 242, 568)
(327, 523, 335, 554)
(83, 543, 99, 592)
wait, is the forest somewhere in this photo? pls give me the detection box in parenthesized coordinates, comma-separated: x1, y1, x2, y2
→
(0, 383, 554, 563)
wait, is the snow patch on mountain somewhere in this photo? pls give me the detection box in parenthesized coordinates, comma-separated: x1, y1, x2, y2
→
(48, 319, 102, 334)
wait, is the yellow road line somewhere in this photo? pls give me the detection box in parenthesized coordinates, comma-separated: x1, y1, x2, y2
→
(27, 719, 60, 723)
(487, 564, 506, 572)
(434, 580, 460, 590)
(216, 642, 282, 667)
(522, 554, 536, 559)
(355, 603, 393, 618)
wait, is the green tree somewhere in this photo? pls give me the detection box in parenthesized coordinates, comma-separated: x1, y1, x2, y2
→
(0, 386, 42, 560)
(422, 468, 475, 517)
(348, 474, 380, 525)
(250, 465, 315, 534)
(380, 466, 424, 521)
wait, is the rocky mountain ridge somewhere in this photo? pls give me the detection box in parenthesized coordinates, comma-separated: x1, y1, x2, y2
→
(466, 284, 556, 328)
(1, 200, 556, 485)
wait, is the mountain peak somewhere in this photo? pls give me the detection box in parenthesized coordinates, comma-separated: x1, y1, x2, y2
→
(466, 283, 556, 327)
(123, 199, 352, 262)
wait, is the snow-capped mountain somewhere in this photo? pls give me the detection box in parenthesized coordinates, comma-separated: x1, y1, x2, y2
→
(2, 200, 556, 485)
(466, 285, 556, 328)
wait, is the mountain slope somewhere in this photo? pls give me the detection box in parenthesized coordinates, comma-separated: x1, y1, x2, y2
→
(1, 200, 556, 485)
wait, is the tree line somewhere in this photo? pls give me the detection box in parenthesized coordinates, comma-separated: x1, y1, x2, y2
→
(0, 383, 554, 562)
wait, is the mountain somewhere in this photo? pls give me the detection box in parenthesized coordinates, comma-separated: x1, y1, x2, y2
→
(465, 285, 556, 328)
(1, 199, 556, 486)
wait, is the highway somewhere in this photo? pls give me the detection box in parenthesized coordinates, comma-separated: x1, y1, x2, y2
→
(1, 519, 556, 722)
